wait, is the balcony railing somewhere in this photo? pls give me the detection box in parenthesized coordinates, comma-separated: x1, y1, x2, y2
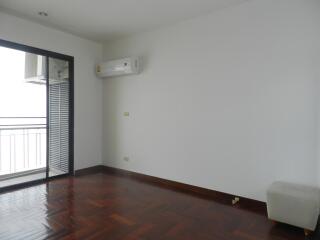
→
(0, 117, 46, 178)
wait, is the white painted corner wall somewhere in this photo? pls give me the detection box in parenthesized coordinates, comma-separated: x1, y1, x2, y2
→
(102, 0, 320, 201)
(0, 11, 104, 170)
(317, 5, 320, 186)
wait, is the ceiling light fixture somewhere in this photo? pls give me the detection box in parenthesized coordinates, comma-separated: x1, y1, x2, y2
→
(38, 11, 48, 17)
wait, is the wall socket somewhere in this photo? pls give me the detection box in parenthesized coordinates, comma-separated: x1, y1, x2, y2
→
(232, 197, 240, 205)
(123, 156, 130, 162)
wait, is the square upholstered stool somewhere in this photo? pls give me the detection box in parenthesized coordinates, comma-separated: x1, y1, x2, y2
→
(267, 181, 320, 236)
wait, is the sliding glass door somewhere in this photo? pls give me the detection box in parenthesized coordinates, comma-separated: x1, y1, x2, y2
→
(0, 39, 74, 190)
(0, 49, 47, 188)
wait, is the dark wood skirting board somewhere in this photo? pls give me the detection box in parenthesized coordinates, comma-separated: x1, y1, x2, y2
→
(75, 165, 106, 176)
(75, 165, 267, 215)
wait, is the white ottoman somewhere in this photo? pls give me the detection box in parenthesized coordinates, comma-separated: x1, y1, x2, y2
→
(267, 181, 320, 235)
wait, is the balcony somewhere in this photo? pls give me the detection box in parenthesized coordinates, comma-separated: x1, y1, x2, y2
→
(0, 117, 46, 187)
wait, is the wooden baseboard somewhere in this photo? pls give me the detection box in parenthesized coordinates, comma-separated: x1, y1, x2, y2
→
(75, 165, 106, 176)
(75, 165, 267, 215)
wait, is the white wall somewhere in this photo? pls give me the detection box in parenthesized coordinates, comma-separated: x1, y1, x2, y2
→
(103, 0, 320, 201)
(316, 5, 320, 187)
(0, 11, 104, 170)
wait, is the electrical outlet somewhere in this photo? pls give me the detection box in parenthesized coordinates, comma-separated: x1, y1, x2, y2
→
(232, 197, 240, 205)
(123, 156, 130, 162)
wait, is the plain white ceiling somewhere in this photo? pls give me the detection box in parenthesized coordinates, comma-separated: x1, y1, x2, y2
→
(0, 0, 249, 42)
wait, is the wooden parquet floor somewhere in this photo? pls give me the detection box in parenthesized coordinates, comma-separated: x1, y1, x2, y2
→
(0, 173, 312, 240)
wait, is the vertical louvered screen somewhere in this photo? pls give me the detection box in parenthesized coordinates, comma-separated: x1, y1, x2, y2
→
(48, 58, 70, 177)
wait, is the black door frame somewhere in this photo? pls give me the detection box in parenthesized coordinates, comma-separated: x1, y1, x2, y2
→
(0, 39, 74, 191)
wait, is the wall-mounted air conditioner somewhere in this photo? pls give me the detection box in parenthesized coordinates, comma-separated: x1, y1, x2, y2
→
(24, 54, 46, 84)
(96, 57, 140, 78)
(24, 53, 69, 85)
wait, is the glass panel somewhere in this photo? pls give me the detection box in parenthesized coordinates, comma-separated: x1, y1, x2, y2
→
(48, 57, 70, 177)
(0, 47, 46, 188)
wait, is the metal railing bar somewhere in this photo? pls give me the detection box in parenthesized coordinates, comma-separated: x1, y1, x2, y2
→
(39, 133, 42, 166)
(23, 129, 26, 169)
(0, 127, 46, 131)
(0, 131, 1, 171)
(9, 135, 12, 173)
(0, 117, 46, 119)
(0, 125, 46, 177)
(13, 135, 16, 173)
(0, 124, 46, 127)
(35, 133, 38, 167)
(27, 131, 29, 169)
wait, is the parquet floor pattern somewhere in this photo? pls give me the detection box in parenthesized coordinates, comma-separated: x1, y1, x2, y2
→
(0, 173, 310, 240)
